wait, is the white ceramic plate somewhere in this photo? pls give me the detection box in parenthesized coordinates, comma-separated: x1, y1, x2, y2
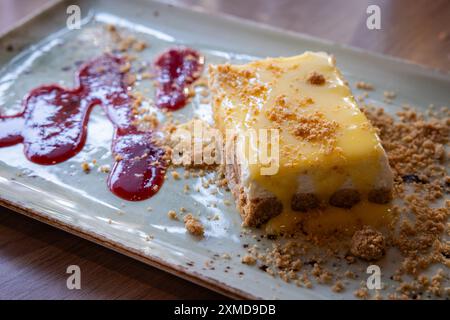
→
(0, 0, 448, 299)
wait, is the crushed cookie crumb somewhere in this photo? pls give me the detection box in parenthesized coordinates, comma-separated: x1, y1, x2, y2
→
(168, 210, 178, 220)
(355, 81, 374, 91)
(242, 255, 256, 265)
(222, 253, 231, 260)
(332, 281, 345, 293)
(171, 171, 180, 180)
(98, 164, 111, 173)
(354, 288, 369, 299)
(132, 40, 147, 52)
(351, 226, 386, 261)
(184, 214, 204, 237)
(307, 72, 326, 85)
(81, 161, 90, 173)
(383, 91, 396, 100)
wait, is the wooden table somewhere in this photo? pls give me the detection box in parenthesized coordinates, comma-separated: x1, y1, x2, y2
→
(0, 0, 448, 300)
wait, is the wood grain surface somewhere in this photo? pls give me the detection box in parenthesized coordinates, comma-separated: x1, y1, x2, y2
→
(0, 0, 449, 300)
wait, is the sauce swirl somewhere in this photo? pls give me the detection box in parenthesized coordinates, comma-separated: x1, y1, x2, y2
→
(0, 48, 204, 200)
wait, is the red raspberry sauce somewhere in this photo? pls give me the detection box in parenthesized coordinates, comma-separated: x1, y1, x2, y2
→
(154, 48, 203, 110)
(0, 48, 203, 200)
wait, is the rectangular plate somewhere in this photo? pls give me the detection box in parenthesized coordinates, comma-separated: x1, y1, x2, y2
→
(0, 0, 449, 299)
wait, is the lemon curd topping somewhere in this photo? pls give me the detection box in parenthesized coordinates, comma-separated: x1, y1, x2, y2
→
(209, 52, 393, 233)
(265, 202, 393, 235)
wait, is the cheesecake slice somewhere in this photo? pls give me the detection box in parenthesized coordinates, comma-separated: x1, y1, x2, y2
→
(209, 52, 393, 227)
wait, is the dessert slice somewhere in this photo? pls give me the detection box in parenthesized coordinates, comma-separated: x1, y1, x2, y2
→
(209, 52, 393, 228)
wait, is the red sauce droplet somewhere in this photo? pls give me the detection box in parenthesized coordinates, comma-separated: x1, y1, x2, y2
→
(108, 130, 165, 201)
(0, 48, 203, 201)
(154, 48, 203, 110)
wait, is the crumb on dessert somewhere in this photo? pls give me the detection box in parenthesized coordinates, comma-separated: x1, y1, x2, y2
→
(266, 97, 338, 143)
(307, 72, 326, 85)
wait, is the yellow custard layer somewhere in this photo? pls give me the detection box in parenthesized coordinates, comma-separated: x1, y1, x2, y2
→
(265, 202, 393, 235)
